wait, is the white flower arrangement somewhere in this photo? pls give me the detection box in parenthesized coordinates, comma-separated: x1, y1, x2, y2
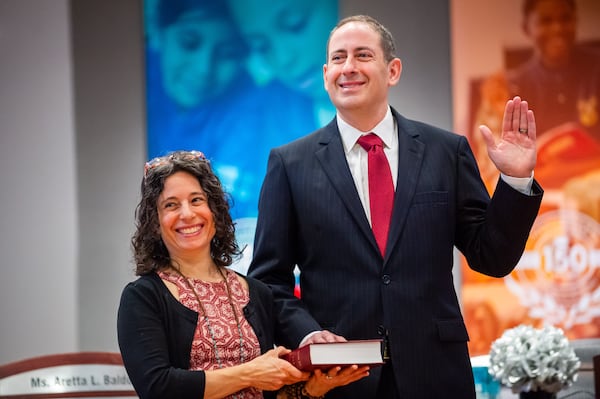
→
(488, 325, 581, 394)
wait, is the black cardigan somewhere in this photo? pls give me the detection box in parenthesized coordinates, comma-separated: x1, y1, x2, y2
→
(117, 271, 277, 399)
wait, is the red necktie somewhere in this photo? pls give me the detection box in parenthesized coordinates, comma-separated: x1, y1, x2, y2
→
(357, 133, 394, 256)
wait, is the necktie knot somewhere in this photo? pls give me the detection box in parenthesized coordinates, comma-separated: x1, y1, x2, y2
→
(357, 133, 384, 152)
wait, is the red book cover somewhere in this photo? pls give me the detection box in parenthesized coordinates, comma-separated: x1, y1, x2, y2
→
(281, 339, 385, 371)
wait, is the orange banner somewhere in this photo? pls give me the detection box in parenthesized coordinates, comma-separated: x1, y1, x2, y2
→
(452, 0, 600, 355)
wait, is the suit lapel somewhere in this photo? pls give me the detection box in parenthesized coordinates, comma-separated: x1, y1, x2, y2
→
(314, 120, 376, 249)
(384, 111, 425, 264)
(313, 113, 426, 261)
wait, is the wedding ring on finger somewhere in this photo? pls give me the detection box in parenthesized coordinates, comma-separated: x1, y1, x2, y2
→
(519, 128, 528, 134)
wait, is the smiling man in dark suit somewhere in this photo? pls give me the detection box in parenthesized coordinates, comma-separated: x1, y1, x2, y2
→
(248, 15, 543, 399)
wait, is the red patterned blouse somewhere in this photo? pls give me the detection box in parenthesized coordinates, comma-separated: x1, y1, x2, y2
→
(159, 268, 263, 399)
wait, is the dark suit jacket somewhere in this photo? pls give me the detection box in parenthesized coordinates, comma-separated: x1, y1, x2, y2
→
(248, 107, 543, 399)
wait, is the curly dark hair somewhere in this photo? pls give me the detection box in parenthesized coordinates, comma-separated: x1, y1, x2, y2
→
(131, 150, 242, 275)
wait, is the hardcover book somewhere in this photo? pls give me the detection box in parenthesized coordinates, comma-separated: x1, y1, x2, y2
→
(281, 339, 384, 371)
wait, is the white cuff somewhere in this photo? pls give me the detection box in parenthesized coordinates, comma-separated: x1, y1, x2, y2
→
(500, 172, 534, 195)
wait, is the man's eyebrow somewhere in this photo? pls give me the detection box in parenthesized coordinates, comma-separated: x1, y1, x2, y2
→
(330, 49, 348, 55)
(330, 46, 375, 55)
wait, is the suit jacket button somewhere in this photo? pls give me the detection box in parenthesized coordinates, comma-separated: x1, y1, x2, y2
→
(382, 275, 391, 285)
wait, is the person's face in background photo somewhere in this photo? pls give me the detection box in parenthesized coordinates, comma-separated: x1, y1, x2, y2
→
(156, 3, 247, 108)
(227, 0, 337, 99)
(522, 0, 577, 69)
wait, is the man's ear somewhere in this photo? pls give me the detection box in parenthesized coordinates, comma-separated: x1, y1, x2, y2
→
(388, 58, 402, 86)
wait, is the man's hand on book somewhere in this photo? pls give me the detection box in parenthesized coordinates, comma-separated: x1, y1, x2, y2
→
(301, 329, 347, 345)
(304, 366, 371, 397)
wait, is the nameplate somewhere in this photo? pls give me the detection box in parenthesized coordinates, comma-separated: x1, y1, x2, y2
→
(0, 364, 134, 396)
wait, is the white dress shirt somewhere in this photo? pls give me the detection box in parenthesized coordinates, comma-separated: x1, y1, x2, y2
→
(338, 107, 398, 225)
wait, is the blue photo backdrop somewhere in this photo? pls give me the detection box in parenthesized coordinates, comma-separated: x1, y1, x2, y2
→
(143, 0, 338, 273)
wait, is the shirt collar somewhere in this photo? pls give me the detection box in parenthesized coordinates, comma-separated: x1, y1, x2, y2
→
(338, 107, 394, 154)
